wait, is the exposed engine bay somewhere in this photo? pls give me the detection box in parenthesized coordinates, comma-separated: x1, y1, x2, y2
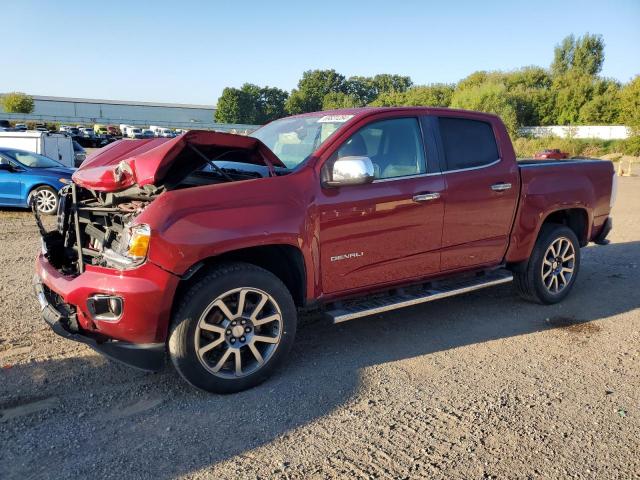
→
(35, 141, 287, 275)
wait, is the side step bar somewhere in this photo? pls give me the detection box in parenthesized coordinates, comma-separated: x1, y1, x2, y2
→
(326, 269, 513, 324)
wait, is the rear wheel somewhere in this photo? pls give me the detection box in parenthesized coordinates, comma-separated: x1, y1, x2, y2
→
(169, 263, 297, 393)
(28, 186, 58, 215)
(514, 224, 580, 304)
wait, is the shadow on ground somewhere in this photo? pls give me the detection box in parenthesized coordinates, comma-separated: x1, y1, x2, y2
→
(1, 241, 638, 479)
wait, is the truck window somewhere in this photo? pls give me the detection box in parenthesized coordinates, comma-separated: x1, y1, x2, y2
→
(438, 117, 499, 171)
(334, 118, 426, 180)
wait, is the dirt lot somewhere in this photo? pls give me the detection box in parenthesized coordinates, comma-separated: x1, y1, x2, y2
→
(1, 178, 638, 479)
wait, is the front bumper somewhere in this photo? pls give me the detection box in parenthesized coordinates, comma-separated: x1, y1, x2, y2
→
(34, 275, 165, 371)
(34, 253, 180, 371)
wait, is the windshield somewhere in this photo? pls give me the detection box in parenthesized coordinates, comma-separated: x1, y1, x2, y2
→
(3, 149, 63, 168)
(250, 114, 353, 168)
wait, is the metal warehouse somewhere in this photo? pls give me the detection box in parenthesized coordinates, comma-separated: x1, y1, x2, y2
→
(0, 95, 257, 132)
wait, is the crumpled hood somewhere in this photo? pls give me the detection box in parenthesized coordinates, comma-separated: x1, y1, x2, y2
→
(72, 130, 284, 192)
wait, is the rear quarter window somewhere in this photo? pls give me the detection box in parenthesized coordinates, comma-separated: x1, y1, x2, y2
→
(438, 117, 499, 171)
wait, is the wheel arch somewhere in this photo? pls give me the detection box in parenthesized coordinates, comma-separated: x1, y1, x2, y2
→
(173, 244, 308, 311)
(507, 206, 590, 270)
(25, 182, 60, 207)
(541, 208, 589, 247)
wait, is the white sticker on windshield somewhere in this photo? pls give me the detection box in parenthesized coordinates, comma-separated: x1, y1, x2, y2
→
(317, 115, 354, 123)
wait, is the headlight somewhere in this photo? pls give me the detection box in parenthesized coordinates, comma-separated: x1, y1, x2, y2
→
(127, 224, 151, 260)
(102, 223, 151, 269)
(59, 178, 70, 184)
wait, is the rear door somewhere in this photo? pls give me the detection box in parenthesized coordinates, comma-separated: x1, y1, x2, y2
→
(435, 116, 519, 271)
(318, 116, 445, 295)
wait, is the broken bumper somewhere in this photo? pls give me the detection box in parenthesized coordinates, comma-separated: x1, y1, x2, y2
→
(33, 254, 180, 371)
(34, 276, 164, 371)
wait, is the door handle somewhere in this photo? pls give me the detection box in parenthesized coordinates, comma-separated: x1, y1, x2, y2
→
(412, 192, 441, 202)
(491, 182, 512, 192)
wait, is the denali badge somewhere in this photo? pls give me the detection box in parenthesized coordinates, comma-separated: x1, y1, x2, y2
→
(331, 252, 364, 262)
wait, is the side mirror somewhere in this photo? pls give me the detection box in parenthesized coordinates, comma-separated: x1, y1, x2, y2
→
(0, 163, 18, 172)
(323, 156, 375, 188)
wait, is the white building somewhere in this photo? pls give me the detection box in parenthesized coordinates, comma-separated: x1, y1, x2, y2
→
(0, 95, 259, 132)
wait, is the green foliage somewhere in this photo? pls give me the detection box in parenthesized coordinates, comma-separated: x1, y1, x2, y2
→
(619, 75, 640, 129)
(214, 33, 636, 130)
(551, 33, 605, 77)
(371, 84, 454, 107)
(322, 92, 361, 110)
(451, 81, 519, 135)
(1, 92, 35, 114)
(622, 135, 640, 156)
(285, 69, 347, 114)
(512, 136, 626, 158)
(215, 84, 288, 124)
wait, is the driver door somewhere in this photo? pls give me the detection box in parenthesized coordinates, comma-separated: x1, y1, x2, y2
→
(0, 155, 23, 205)
(317, 117, 445, 295)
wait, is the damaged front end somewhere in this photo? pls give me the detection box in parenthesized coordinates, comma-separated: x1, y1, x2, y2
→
(34, 182, 158, 275)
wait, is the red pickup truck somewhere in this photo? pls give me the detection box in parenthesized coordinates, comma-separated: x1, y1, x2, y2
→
(33, 107, 615, 393)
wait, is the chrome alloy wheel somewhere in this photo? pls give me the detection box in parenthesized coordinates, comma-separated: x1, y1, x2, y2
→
(541, 236, 575, 294)
(33, 189, 57, 214)
(194, 287, 283, 378)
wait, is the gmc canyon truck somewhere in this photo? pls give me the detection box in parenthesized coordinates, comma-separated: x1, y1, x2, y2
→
(33, 107, 615, 393)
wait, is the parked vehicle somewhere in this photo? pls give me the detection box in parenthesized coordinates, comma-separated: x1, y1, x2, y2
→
(72, 140, 86, 167)
(94, 124, 108, 135)
(534, 149, 569, 159)
(15, 123, 27, 131)
(0, 147, 73, 214)
(128, 127, 143, 139)
(149, 126, 174, 138)
(33, 107, 615, 393)
(0, 120, 10, 129)
(107, 125, 120, 136)
(67, 127, 81, 137)
(119, 124, 135, 138)
(142, 129, 155, 138)
(81, 128, 95, 138)
(0, 131, 75, 167)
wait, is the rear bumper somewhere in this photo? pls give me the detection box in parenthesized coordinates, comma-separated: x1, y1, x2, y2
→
(33, 275, 165, 371)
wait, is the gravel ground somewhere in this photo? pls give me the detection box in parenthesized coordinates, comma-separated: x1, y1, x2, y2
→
(0, 178, 638, 479)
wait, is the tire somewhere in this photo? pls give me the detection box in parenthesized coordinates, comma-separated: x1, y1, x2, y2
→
(169, 262, 297, 393)
(28, 186, 58, 215)
(514, 224, 581, 304)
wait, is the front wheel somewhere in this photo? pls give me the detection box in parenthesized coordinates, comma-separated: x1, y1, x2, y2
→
(169, 263, 297, 393)
(514, 224, 581, 304)
(28, 186, 58, 215)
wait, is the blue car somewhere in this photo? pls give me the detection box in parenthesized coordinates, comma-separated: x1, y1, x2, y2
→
(0, 148, 75, 215)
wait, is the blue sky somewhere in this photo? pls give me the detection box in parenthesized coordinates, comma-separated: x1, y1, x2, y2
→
(2, 0, 639, 105)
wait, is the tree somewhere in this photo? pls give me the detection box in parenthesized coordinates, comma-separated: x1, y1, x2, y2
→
(215, 86, 256, 124)
(371, 84, 454, 107)
(344, 76, 377, 105)
(619, 75, 640, 129)
(256, 86, 289, 124)
(322, 92, 361, 110)
(285, 69, 346, 114)
(1, 92, 34, 114)
(551, 33, 605, 77)
(370, 74, 412, 95)
(578, 78, 621, 124)
(215, 84, 288, 124)
(450, 82, 519, 135)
